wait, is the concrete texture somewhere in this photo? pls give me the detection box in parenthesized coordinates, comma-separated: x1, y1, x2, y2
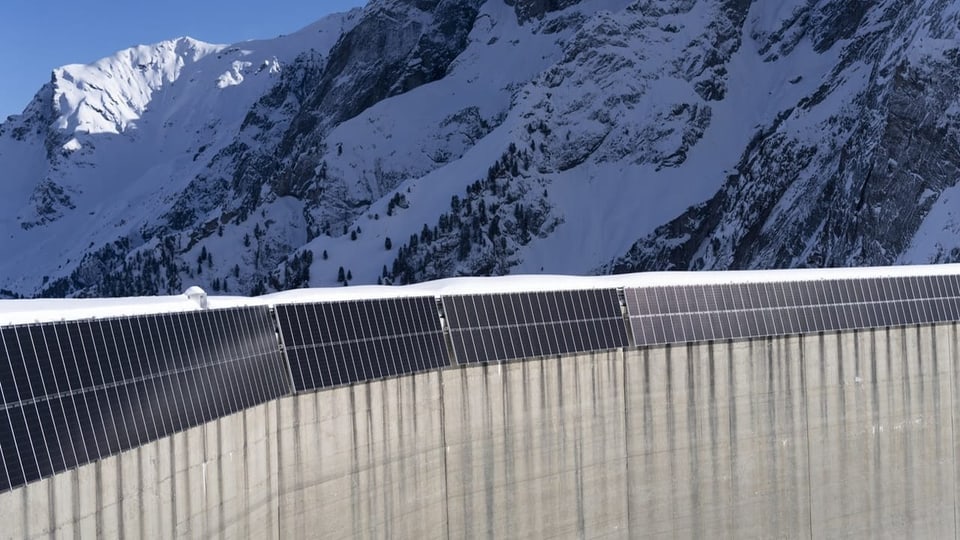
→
(0, 401, 281, 539)
(2, 323, 959, 538)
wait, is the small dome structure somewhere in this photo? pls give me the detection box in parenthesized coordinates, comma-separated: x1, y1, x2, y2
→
(184, 286, 208, 309)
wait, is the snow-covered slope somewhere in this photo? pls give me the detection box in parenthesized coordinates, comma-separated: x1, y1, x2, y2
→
(607, 0, 960, 273)
(1, 0, 959, 298)
(0, 9, 362, 297)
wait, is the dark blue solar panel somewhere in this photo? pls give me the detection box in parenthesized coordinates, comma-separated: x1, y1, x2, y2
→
(277, 296, 448, 392)
(0, 305, 288, 493)
(443, 289, 628, 364)
(626, 274, 960, 346)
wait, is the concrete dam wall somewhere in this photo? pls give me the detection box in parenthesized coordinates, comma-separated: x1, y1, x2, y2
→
(3, 321, 957, 538)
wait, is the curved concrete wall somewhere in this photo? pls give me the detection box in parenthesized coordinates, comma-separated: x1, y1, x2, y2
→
(3, 323, 958, 538)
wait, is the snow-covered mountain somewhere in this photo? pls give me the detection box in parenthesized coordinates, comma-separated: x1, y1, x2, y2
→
(1, 0, 959, 298)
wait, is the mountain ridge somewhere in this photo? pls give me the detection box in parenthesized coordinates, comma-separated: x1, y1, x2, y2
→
(1, 0, 959, 298)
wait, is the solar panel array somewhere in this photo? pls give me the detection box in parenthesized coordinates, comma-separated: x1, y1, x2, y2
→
(6, 273, 960, 493)
(0, 307, 289, 492)
(624, 275, 960, 346)
(275, 297, 448, 392)
(442, 289, 629, 364)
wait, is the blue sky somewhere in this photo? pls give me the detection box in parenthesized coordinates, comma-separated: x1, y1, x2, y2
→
(0, 0, 367, 119)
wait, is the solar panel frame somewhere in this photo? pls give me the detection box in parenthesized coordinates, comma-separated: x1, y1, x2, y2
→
(889, 283, 907, 326)
(217, 311, 245, 412)
(276, 296, 448, 391)
(624, 271, 960, 348)
(382, 300, 405, 376)
(521, 298, 541, 359)
(6, 268, 960, 496)
(21, 402, 52, 481)
(571, 292, 591, 349)
(249, 307, 279, 402)
(364, 301, 387, 379)
(895, 277, 910, 302)
(442, 289, 628, 363)
(220, 310, 249, 414)
(155, 316, 187, 435)
(920, 277, 938, 319)
(901, 279, 919, 323)
(633, 288, 653, 316)
(561, 291, 590, 352)
(203, 311, 235, 419)
(235, 309, 267, 405)
(347, 304, 370, 382)
(413, 299, 436, 368)
(0, 304, 289, 494)
(940, 276, 956, 322)
(318, 303, 346, 386)
(686, 289, 708, 341)
(530, 307, 550, 357)
(948, 275, 960, 298)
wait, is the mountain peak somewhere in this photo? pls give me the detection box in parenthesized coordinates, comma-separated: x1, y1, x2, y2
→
(45, 37, 226, 135)
(3, 0, 960, 298)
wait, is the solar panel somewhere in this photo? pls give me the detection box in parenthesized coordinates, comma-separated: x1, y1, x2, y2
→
(625, 274, 960, 347)
(442, 289, 628, 364)
(0, 306, 288, 493)
(276, 296, 447, 392)
(3, 271, 960, 494)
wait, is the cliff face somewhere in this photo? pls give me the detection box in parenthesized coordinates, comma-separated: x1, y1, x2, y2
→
(503, 0, 584, 22)
(608, 0, 960, 273)
(1, 0, 959, 298)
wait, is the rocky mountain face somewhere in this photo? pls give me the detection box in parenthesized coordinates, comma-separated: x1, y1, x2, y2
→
(608, 0, 960, 272)
(1, 0, 959, 298)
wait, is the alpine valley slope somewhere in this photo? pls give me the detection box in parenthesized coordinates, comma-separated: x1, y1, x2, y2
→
(1, 0, 959, 298)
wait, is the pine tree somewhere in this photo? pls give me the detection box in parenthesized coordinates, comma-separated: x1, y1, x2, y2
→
(488, 215, 500, 239)
(384, 237, 392, 250)
(337, 266, 345, 283)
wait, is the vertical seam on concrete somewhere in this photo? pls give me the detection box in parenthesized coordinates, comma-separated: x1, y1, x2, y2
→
(800, 335, 814, 540)
(72, 468, 81, 540)
(621, 347, 631, 536)
(22, 470, 29, 537)
(95, 461, 103, 537)
(217, 418, 225, 538)
(947, 325, 960, 540)
(138, 445, 145, 540)
(438, 370, 451, 540)
(575, 355, 585, 539)
(274, 400, 281, 540)
(241, 409, 250, 539)
(202, 422, 209, 538)
(49, 459, 57, 537)
(117, 446, 125, 538)
(169, 434, 177, 538)
(291, 395, 301, 539)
